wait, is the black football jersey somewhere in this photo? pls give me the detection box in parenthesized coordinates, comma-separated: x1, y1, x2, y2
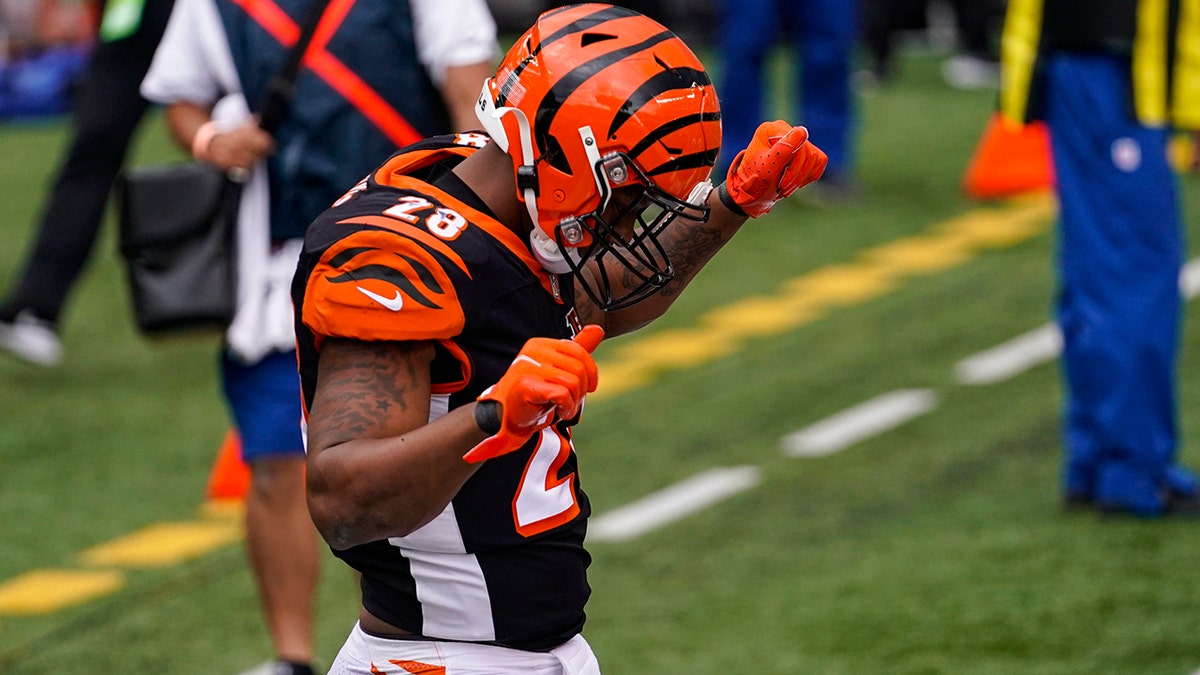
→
(292, 134, 591, 651)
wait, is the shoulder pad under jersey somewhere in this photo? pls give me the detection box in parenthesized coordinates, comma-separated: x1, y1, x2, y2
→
(302, 224, 468, 343)
(371, 132, 490, 188)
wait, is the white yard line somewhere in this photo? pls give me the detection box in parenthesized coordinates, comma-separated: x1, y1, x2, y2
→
(780, 389, 938, 458)
(588, 466, 762, 543)
(954, 324, 1062, 385)
(954, 257, 1200, 387)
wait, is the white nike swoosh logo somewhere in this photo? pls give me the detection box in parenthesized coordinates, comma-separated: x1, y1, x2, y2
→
(356, 286, 404, 311)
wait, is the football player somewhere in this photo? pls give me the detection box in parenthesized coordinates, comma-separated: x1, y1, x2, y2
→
(293, 4, 827, 673)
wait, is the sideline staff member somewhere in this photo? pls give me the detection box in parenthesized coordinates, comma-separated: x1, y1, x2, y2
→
(1000, 0, 1200, 516)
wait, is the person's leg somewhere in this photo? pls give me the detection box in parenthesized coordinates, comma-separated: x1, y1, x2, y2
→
(860, 0, 896, 81)
(792, 0, 857, 182)
(0, 25, 159, 326)
(715, 0, 778, 175)
(245, 454, 319, 667)
(940, 0, 1001, 90)
(223, 350, 318, 670)
(948, 0, 998, 60)
(1044, 53, 1188, 515)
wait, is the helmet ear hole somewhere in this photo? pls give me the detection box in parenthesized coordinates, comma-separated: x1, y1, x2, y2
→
(541, 132, 572, 174)
(580, 32, 618, 47)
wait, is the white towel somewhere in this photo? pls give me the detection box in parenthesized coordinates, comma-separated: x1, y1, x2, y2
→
(211, 94, 300, 364)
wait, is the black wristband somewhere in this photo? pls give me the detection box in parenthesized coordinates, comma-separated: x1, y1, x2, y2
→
(474, 400, 502, 435)
(716, 182, 748, 218)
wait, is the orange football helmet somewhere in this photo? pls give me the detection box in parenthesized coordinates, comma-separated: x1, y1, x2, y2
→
(476, 3, 722, 309)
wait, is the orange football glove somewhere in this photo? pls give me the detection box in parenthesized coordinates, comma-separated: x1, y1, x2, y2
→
(464, 325, 604, 463)
(720, 120, 829, 218)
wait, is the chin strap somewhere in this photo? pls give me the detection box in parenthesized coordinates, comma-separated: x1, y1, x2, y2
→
(688, 180, 715, 208)
(529, 229, 578, 274)
(477, 81, 602, 275)
(523, 126, 603, 275)
(476, 79, 541, 228)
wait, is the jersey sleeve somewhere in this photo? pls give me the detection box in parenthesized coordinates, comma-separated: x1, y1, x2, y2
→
(302, 227, 466, 342)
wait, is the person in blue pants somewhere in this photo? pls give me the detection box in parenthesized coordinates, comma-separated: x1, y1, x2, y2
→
(1001, 0, 1200, 517)
(1046, 53, 1195, 516)
(716, 0, 856, 199)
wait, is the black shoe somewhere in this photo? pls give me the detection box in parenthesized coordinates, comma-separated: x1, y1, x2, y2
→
(272, 661, 316, 675)
(1062, 492, 1093, 512)
(1165, 492, 1200, 518)
(1093, 493, 1200, 520)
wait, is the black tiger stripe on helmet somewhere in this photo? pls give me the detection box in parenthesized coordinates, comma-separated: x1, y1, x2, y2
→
(494, 4, 639, 108)
(476, 3, 721, 309)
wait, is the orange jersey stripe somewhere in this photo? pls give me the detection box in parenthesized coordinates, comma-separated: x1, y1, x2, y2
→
(372, 147, 474, 184)
(334, 215, 470, 277)
(383, 175, 555, 296)
(369, 145, 561, 299)
(303, 229, 466, 344)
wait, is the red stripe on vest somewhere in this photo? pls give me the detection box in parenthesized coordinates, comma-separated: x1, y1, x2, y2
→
(226, 0, 425, 147)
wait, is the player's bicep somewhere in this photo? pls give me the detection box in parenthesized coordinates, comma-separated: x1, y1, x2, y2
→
(306, 338, 436, 455)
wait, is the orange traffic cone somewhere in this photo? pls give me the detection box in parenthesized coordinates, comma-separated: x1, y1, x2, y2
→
(206, 429, 251, 501)
(962, 112, 1055, 200)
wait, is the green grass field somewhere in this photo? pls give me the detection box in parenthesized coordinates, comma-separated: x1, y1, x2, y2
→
(3, 50, 1200, 674)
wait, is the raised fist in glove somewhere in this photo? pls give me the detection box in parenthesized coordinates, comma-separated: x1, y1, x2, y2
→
(465, 325, 604, 463)
(720, 120, 828, 218)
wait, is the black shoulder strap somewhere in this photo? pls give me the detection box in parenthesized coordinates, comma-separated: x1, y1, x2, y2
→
(255, 0, 334, 133)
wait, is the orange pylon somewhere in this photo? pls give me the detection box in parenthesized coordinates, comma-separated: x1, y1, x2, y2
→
(206, 429, 251, 501)
(962, 112, 1055, 200)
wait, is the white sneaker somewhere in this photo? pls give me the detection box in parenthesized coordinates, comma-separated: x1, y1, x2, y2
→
(234, 661, 276, 675)
(0, 310, 63, 366)
(942, 55, 1000, 91)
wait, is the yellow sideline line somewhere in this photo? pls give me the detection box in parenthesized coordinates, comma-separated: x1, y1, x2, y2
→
(0, 501, 243, 616)
(594, 194, 1054, 399)
(0, 195, 1056, 621)
(0, 569, 125, 616)
(78, 518, 244, 569)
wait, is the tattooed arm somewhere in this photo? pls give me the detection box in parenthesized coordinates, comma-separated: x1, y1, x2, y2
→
(574, 192, 748, 337)
(304, 338, 487, 550)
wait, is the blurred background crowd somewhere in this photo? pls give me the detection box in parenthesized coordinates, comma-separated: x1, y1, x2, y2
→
(0, 0, 1007, 119)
